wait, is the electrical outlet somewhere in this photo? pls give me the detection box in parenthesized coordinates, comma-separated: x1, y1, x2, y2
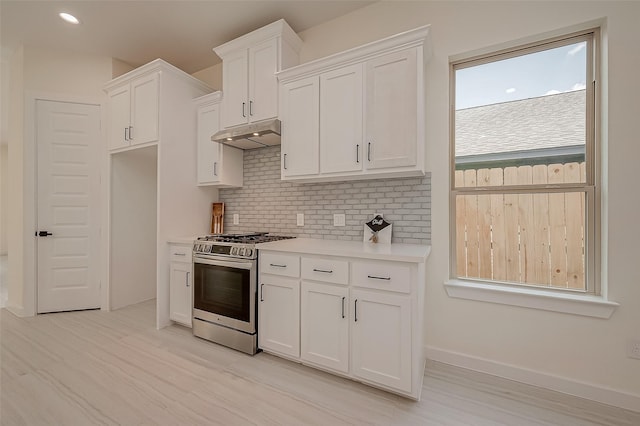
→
(628, 340, 640, 359)
(333, 213, 345, 227)
(233, 213, 239, 225)
(296, 213, 304, 226)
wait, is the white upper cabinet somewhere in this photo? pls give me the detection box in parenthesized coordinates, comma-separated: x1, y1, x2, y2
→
(194, 92, 243, 187)
(214, 19, 302, 130)
(365, 49, 418, 170)
(320, 64, 364, 174)
(104, 59, 212, 153)
(280, 76, 319, 178)
(277, 25, 431, 183)
(107, 72, 159, 151)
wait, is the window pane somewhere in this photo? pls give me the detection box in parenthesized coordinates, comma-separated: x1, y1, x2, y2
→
(455, 41, 587, 180)
(455, 191, 586, 290)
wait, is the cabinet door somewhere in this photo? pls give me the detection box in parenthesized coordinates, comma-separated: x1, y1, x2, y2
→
(222, 50, 249, 128)
(320, 64, 364, 174)
(258, 274, 300, 358)
(248, 38, 279, 123)
(197, 103, 222, 184)
(130, 72, 160, 146)
(301, 281, 349, 373)
(351, 288, 412, 393)
(280, 76, 319, 178)
(107, 85, 131, 150)
(169, 261, 192, 327)
(365, 48, 418, 170)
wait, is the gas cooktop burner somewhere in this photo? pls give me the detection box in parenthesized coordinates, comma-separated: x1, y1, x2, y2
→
(193, 233, 295, 259)
(197, 232, 294, 244)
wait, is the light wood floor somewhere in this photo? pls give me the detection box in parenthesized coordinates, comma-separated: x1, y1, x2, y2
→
(1, 300, 638, 425)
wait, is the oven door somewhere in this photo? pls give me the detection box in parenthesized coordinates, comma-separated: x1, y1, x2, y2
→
(193, 255, 256, 334)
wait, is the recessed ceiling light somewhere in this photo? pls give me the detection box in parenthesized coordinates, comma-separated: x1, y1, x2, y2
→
(59, 12, 80, 25)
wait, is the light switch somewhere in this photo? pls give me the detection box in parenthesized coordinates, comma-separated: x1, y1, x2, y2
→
(297, 213, 304, 226)
(233, 213, 239, 225)
(334, 213, 346, 227)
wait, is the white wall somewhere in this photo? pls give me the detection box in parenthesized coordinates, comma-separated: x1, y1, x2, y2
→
(298, 0, 640, 407)
(191, 63, 223, 90)
(0, 48, 9, 255)
(6, 46, 113, 315)
(0, 144, 7, 255)
(110, 146, 158, 309)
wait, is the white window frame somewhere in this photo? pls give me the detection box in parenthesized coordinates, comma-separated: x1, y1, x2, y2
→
(445, 28, 618, 318)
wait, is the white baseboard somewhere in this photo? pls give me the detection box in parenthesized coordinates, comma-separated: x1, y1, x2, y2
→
(425, 345, 640, 413)
(6, 303, 30, 318)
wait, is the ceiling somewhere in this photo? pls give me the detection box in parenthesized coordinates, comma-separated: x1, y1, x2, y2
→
(0, 0, 375, 74)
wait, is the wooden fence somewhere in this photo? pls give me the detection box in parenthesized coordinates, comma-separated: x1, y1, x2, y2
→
(455, 162, 586, 289)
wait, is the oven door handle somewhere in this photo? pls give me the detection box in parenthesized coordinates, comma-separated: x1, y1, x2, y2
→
(193, 256, 254, 270)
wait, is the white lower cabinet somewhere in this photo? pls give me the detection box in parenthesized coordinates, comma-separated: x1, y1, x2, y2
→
(258, 274, 300, 358)
(258, 248, 426, 400)
(169, 243, 193, 327)
(350, 288, 412, 393)
(301, 281, 349, 373)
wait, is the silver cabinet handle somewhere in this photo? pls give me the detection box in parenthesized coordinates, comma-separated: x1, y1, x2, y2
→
(356, 144, 360, 163)
(313, 268, 333, 274)
(242, 102, 246, 118)
(185, 271, 190, 287)
(341, 296, 345, 319)
(260, 283, 264, 302)
(367, 275, 391, 280)
(367, 142, 371, 161)
(173, 252, 186, 256)
(129, 126, 133, 140)
(249, 100, 253, 116)
(283, 153, 287, 170)
(354, 299, 358, 322)
(124, 127, 129, 141)
(213, 162, 218, 176)
(270, 263, 287, 268)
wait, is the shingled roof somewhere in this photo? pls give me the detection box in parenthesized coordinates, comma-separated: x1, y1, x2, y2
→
(455, 90, 586, 160)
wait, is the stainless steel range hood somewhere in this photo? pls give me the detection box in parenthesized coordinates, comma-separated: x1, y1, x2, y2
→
(211, 119, 281, 150)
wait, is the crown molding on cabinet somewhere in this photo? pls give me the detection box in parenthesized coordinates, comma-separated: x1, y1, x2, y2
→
(213, 19, 303, 58)
(103, 58, 213, 93)
(277, 25, 431, 83)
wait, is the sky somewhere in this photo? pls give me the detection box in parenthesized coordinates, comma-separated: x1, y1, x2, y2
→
(455, 41, 587, 110)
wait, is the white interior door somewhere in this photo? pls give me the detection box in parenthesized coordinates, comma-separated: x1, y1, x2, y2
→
(36, 100, 101, 313)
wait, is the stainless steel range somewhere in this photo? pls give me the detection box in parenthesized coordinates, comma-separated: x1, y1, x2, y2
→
(192, 232, 294, 355)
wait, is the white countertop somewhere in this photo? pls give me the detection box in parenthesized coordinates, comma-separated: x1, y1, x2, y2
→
(167, 236, 198, 245)
(256, 238, 430, 263)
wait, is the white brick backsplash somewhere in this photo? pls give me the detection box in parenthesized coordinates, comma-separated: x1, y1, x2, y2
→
(219, 146, 430, 244)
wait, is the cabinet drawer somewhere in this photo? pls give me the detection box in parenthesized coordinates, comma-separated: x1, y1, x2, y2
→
(352, 261, 411, 293)
(301, 257, 349, 285)
(170, 244, 192, 263)
(260, 252, 300, 277)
